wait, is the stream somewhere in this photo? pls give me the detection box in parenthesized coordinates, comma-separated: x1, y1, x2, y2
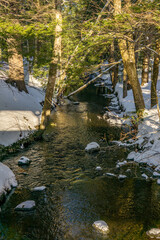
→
(1, 84, 160, 240)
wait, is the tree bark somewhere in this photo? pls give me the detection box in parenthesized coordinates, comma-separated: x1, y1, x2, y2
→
(151, 40, 160, 108)
(123, 67, 128, 98)
(141, 53, 149, 86)
(7, 37, 28, 93)
(109, 41, 119, 89)
(114, 0, 145, 114)
(40, 9, 62, 129)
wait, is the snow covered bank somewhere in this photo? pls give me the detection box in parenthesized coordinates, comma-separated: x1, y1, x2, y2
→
(115, 74, 160, 169)
(0, 79, 44, 146)
(0, 162, 17, 203)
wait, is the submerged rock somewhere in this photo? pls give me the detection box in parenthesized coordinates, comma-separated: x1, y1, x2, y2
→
(15, 200, 36, 211)
(146, 228, 160, 239)
(18, 156, 31, 166)
(92, 220, 109, 234)
(85, 142, 100, 153)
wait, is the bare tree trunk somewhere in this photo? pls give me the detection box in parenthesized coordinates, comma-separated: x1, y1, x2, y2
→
(141, 53, 149, 86)
(123, 67, 128, 98)
(109, 41, 119, 89)
(151, 40, 160, 108)
(7, 37, 28, 93)
(40, 9, 62, 129)
(114, 0, 145, 114)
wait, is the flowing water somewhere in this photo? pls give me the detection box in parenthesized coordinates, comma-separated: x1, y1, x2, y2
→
(1, 85, 160, 240)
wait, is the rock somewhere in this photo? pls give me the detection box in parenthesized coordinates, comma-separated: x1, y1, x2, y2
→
(157, 179, 160, 185)
(153, 172, 160, 178)
(118, 175, 127, 180)
(0, 162, 17, 202)
(116, 161, 127, 168)
(33, 186, 46, 192)
(142, 173, 148, 180)
(106, 173, 116, 177)
(95, 166, 102, 171)
(15, 200, 36, 211)
(85, 142, 100, 153)
(73, 102, 80, 105)
(146, 228, 160, 239)
(92, 220, 109, 234)
(18, 156, 31, 166)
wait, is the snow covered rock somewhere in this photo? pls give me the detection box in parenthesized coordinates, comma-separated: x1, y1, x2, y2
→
(0, 162, 17, 202)
(92, 220, 109, 234)
(157, 179, 160, 185)
(141, 173, 149, 180)
(106, 173, 116, 177)
(95, 166, 102, 171)
(127, 151, 136, 161)
(153, 172, 160, 178)
(15, 200, 36, 211)
(85, 142, 100, 153)
(118, 175, 127, 180)
(146, 228, 160, 239)
(33, 186, 46, 192)
(18, 156, 31, 166)
(116, 160, 127, 168)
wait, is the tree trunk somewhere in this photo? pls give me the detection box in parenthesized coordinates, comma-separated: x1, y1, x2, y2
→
(123, 67, 128, 98)
(141, 53, 149, 86)
(109, 41, 119, 89)
(114, 0, 145, 114)
(7, 37, 28, 93)
(151, 40, 160, 108)
(40, 9, 62, 129)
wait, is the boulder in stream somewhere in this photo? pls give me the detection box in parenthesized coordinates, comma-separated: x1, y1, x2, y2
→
(146, 228, 160, 239)
(85, 142, 100, 153)
(92, 220, 109, 234)
(18, 156, 31, 166)
(15, 200, 36, 211)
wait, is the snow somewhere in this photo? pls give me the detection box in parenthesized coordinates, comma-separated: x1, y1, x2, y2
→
(0, 78, 44, 146)
(0, 162, 17, 201)
(115, 70, 160, 168)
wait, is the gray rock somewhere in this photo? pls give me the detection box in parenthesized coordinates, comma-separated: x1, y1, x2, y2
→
(146, 228, 160, 239)
(92, 220, 109, 234)
(18, 156, 31, 166)
(85, 142, 100, 153)
(15, 200, 36, 211)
